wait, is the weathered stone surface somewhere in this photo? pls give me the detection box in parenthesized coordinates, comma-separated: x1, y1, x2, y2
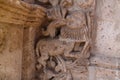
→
(23, 0, 34, 3)
(90, 55, 120, 69)
(0, 0, 45, 27)
(0, 0, 120, 80)
(92, 0, 120, 58)
(35, 0, 95, 80)
(22, 26, 42, 80)
(89, 1, 120, 80)
(0, 27, 7, 53)
(73, 71, 88, 80)
(0, 0, 46, 80)
(0, 25, 23, 80)
(89, 66, 120, 80)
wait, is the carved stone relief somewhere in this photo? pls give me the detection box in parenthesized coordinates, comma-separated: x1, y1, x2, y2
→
(34, 0, 96, 80)
(0, 0, 95, 80)
(1, 0, 120, 80)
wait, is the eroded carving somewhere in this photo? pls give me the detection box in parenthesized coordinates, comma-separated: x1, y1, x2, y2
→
(35, 39, 90, 80)
(41, 0, 67, 38)
(35, 0, 95, 80)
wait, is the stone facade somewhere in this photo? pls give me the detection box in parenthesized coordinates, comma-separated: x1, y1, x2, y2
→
(90, 0, 120, 80)
(0, 0, 120, 80)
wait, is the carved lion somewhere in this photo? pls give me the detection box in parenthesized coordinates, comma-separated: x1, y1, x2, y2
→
(36, 38, 74, 68)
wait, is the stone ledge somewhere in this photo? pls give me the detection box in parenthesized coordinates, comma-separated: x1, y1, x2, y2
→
(89, 66, 120, 80)
(90, 54, 120, 69)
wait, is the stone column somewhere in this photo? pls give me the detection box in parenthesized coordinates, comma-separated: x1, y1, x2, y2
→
(0, 25, 23, 80)
(90, 0, 120, 80)
(22, 26, 42, 80)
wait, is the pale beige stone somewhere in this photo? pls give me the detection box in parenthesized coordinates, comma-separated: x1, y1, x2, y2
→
(0, 0, 120, 80)
(90, 55, 120, 69)
(0, 0, 45, 80)
(0, 26, 23, 80)
(92, 0, 120, 58)
(88, 66, 120, 80)
(96, 67, 120, 80)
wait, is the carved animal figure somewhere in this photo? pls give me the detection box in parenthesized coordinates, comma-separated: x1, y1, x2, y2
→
(41, 0, 94, 38)
(38, 0, 67, 38)
(36, 38, 74, 68)
(36, 38, 90, 69)
(36, 38, 89, 80)
(59, 11, 91, 59)
(36, 38, 76, 80)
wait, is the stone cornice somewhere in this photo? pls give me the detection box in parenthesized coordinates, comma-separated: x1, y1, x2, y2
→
(0, 0, 46, 27)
